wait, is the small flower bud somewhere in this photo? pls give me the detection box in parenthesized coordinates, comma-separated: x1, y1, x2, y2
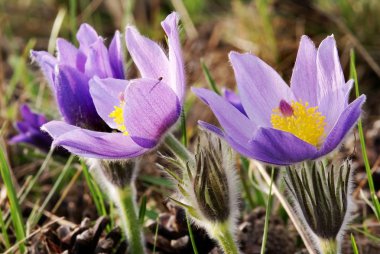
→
(159, 130, 241, 253)
(193, 132, 231, 222)
(284, 160, 354, 254)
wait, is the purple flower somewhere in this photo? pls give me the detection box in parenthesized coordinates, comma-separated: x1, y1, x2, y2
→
(31, 23, 124, 130)
(9, 104, 53, 152)
(42, 13, 185, 159)
(222, 88, 247, 116)
(193, 35, 366, 165)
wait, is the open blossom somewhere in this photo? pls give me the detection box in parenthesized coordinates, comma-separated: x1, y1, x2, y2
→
(31, 23, 124, 131)
(9, 104, 52, 152)
(193, 35, 366, 165)
(41, 13, 185, 158)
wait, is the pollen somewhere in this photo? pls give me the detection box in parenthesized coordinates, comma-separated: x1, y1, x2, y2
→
(109, 102, 129, 135)
(271, 100, 326, 147)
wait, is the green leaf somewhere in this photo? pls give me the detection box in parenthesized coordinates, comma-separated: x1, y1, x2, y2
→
(200, 59, 220, 95)
(350, 49, 380, 220)
(350, 234, 359, 254)
(0, 147, 26, 252)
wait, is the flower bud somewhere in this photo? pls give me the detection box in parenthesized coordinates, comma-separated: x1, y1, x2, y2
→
(284, 160, 354, 254)
(159, 130, 240, 251)
(193, 132, 231, 222)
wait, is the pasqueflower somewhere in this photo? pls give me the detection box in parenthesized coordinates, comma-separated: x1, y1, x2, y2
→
(9, 104, 52, 152)
(42, 13, 184, 158)
(31, 23, 124, 130)
(193, 35, 365, 165)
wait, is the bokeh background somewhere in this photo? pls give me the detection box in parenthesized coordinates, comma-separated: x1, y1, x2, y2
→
(0, 0, 379, 253)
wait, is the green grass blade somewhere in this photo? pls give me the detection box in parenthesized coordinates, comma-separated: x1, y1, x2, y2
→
(152, 218, 159, 254)
(350, 50, 380, 219)
(81, 160, 103, 215)
(239, 156, 255, 209)
(81, 161, 113, 231)
(0, 147, 26, 253)
(0, 205, 10, 249)
(28, 155, 75, 227)
(186, 213, 199, 254)
(19, 148, 54, 203)
(181, 108, 188, 147)
(69, 0, 77, 42)
(48, 8, 66, 54)
(260, 167, 274, 254)
(139, 195, 147, 224)
(200, 59, 221, 95)
(350, 234, 359, 254)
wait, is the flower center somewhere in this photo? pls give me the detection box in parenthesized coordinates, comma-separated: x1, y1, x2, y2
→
(270, 100, 326, 147)
(109, 101, 129, 135)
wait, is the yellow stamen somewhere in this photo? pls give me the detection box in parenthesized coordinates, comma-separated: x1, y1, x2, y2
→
(109, 102, 129, 135)
(271, 101, 326, 147)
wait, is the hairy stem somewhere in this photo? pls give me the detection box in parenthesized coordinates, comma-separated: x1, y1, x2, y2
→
(319, 238, 338, 254)
(88, 159, 145, 254)
(211, 222, 240, 254)
(114, 184, 145, 254)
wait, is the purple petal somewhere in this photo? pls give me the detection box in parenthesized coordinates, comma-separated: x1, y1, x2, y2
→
(192, 87, 257, 145)
(343, 80, 354, 106)
(161, 12, 185, 102)
(318, 89, 347, 133)
(123, 78, 180, 148)
(85, 38, 114, 78)
(197, 120, 258, 161)
(229, 52, 295, 127)
(316, 95, 366, 158)
(42, 121, 147, 159)
(125, 26, 169, 79)
(109, 31, 125, 79)
(16, 122, 30, 132)
(77, 23, 99, 55)
(316, 35, 345, 102)
(55, 65, 105, 130)
(20, 104, 38, 126)
(248, 128, 318, 165)
(198, 120, 224, 137)
(9, 134, 33, 145)
(290, 35, 318, 106)
(89, 77, 128, 129)
(223, 88, 247, 116)
(10, 106, 52, 151)
(30, 50, 57, 90)
(56, 38, 82, 70)
(41, 120, 80, 138)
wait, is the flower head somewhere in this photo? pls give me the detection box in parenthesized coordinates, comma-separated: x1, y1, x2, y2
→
(31, 23, 124, 131)
(41, 13, 185, 159)
(160, 131, 240, 248)
(284, 160, 355, 254)
(193, 35, 366, 165)
(9, 104, 52, 152)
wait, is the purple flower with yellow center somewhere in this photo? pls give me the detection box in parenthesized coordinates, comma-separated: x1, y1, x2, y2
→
(41, 13, 184, 158)
(9, 104, 52, 152)
(31, 23, 124, 131)
(193, 35, 366, 165)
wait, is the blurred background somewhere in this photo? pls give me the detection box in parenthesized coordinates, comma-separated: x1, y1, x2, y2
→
(0, 0, 379, 253)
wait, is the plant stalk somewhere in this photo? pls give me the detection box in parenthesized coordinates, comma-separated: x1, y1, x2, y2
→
(88, 159, 145, 254)
(211, 222, 240, 254)
(319, 238, 338, 254)
(113, 184, 145, 254)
